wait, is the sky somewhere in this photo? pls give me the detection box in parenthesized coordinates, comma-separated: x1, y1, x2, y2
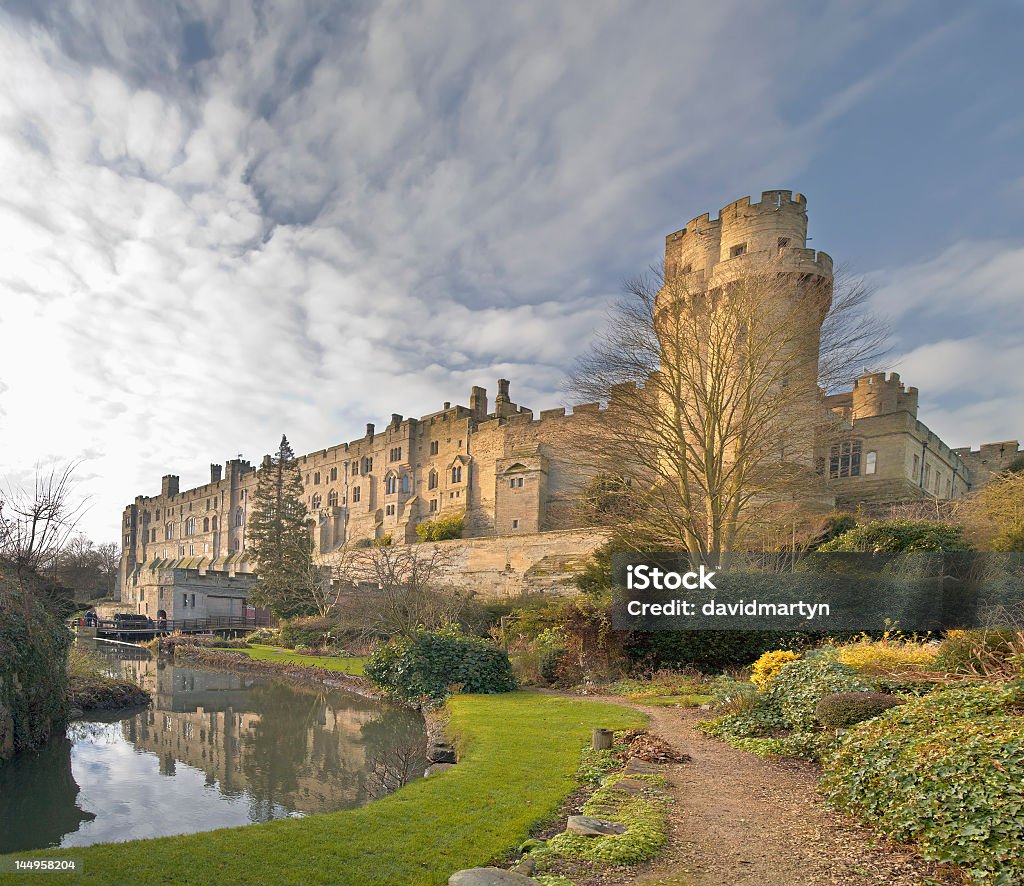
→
(1, 0, 1022, 543)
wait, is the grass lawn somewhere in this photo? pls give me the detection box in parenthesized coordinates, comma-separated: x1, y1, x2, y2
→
(5, 692, 642, 885)
(235, 644, 368, 675)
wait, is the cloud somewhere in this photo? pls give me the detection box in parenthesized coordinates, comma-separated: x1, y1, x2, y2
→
(0, 1, 1011, 540)
(872, 241, 1024, 447)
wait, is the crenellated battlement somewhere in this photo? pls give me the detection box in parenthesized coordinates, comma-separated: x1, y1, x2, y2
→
(664, 189, 827, 288)
(851, 371, 919, 420)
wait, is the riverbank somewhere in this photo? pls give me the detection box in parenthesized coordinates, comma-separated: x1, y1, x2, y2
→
(67, 675, 150, 716)
(171, 645, 383, 702)
(4, 691, 643, 884)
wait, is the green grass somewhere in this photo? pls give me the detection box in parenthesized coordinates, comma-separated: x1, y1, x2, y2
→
(3, 692, 642, 885)
(235, 644, 368, 675)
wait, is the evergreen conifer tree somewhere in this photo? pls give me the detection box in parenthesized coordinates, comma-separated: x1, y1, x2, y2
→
(247, 435, 315, 618)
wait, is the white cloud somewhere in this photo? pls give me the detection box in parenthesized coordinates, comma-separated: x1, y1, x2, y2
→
(0, 2, 988, 540)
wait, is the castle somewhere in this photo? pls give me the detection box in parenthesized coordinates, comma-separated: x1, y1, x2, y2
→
(118, 191, 1020, 617)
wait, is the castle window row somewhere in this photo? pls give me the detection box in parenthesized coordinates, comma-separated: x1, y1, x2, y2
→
(509, 477, 524, 489)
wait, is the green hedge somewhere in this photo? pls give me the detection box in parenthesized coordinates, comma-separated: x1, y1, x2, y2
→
(822, 684, 1024, 884)
(0, 567, 71, 758)
(365, 629, 516, 701)
(624, 630, 809, 670)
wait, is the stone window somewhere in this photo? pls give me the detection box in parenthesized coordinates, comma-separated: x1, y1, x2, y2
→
(328, 490, 338, 507)
(155, 509, 160, 520)
(183, 593, 188, 608)
(428, 469, 438, 490)
(451, 466, 462, 484)
(311, 493, 322, 509)
(314, 471, 321, 485)
(730, 243, 746, 258)
(353, 486, 361, 503)
(362, 456, 373, 474)
(235, 508, 244, 527)
(179, 546, 185, 556)
(330, 467, 338, 482)
(389, 447, 402, 462)
(512, 519, 519, 529)
(203, 517, 210, 532)
(165, 523, 174, 540)
(777, 237, 790, 250)
(151, 529, 156, 542)
(385, 473, 398, 495)
(352, 461, 359, 476)
(401, 475, 410, 493)
(924, 463, 931, 488)
(913, 454, 920, 479)
(185, 517, 196, 535)
(211, 516, 218, 530)
(865, 451, 877, 475)
(430, 499, 437, 512)
(385, 504, 396, 516)
(829, 440, 861, 478)
(430, 441, 439, 455)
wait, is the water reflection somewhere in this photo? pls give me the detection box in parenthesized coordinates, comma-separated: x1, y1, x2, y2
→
(0, 645, 426, 852)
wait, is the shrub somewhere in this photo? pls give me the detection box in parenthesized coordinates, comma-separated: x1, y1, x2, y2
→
(822, 683, 1024, 883)
(365, 628, 517, 701)
(0, 567, 71, 758)
(836, 635, 938, 676)
(763, 648, 874, 730)
(415, 513, 464, 542)
(817, 518, 973, 553)
(279, 616, 341, 649)
(937, 629, 1024, 678)
(625, 629, 818, 670)
(750, 650, 801, 690)
(814, 691, 904, 728)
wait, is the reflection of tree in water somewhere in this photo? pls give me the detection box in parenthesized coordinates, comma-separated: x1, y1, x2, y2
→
(0, 736, 95, 853)
(359, 707, 429, 800)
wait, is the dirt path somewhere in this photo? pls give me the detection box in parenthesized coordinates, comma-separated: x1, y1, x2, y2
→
(593, 699, 953, 886)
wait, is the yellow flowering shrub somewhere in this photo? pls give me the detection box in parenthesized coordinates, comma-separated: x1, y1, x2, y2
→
(836, 636, 938, 675)
(750, 649, 801, 691)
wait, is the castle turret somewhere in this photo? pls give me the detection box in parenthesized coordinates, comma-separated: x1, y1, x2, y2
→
(161, 474, 179, 497)
(851, 372, 919, 420)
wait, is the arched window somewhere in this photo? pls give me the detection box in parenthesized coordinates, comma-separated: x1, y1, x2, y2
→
(235, 507, 244, 527)
(451, 466, 462, 484)
(185, 517, 196, 535)
(428, 469, 438, 490)
(327, 490, 338, 507)
(311, 493, 322, 509)
(211, 515, 218, 530)
(203, 517, 210, 532)
(165, 523, 174, 540)
(385, 473, 397, 495)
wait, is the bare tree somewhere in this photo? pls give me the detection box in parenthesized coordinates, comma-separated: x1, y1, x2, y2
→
(569, 262, 887, 559)
(1, 462, 85, 576)
(333, 544, 470, 640)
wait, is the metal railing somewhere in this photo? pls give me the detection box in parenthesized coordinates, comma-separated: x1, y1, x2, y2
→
(83, 613, 274, 636)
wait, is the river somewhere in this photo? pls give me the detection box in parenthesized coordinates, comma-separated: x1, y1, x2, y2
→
(0, 642, 426, 854)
